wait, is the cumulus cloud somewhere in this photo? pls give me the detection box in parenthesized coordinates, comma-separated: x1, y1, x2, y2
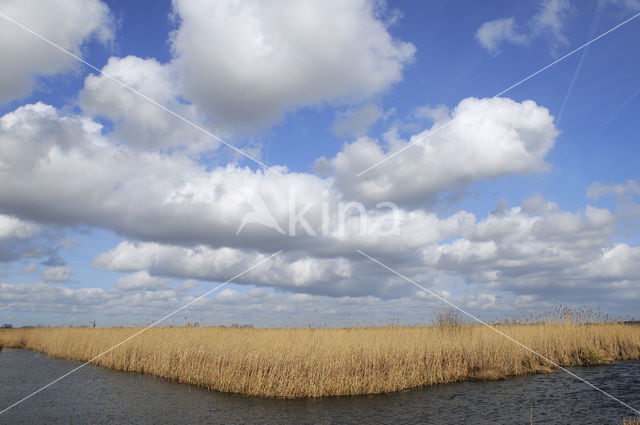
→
(170, 0, 415, 129)
(3, 191, 639, 319)
(476, 0, 571, 55)
(42, 266, 71, 282)
(422, 197, 624, 301)
(0, 215, 47, 263)
(475, 18, 529, 55)
(2, 1, 639, 326)
(327, 97, 558, 205)
(588, 179, 640, 234)
(0, 282, 112, 316)
(530, 0, 572, 49)
(607, 0, 640, 11)
(21, 262, 38, 274)
(87, 192, 640, 306)
(0, 215, 39, 240)
(3, 98, 625, 304)
(78, 56, 217, 153)
(94, 242, 408, 298)
(0, 0, 113, 103)
(0, 98, 637, 312)
(177, 279, 199, 292)
(579, 243, 640, 282)
(587, 180, 640, 200)
(0, 280, 562, 327)
(0, 101, 476, 259)
(115, 271, 170, 291)
(331, 104, 384, 138)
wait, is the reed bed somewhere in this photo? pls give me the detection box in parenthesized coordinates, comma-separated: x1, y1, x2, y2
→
(0, 322, 638, 398)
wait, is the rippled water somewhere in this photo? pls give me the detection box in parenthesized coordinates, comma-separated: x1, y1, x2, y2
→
(1, 349, 639, 424)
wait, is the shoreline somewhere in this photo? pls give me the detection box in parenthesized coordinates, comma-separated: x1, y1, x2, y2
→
(4, 346, 640, 400)
(1, 324, 639, 398)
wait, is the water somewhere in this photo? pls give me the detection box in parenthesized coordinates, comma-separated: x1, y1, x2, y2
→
(0, 349, 638, 424)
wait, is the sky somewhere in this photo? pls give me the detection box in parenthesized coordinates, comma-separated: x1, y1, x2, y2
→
(0, 0, 639, 327)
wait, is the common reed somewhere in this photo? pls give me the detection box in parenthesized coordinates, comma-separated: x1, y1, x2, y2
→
(0, 321, 638, 398)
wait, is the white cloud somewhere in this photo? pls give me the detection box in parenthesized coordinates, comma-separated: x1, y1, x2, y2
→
(421, 197, 624, 300)
(0, 102, 105, 172)
(0, 0, 113, 103)
(169, 0, 415, 129)
(42, 266, 71, 282)
(0, 282, 112, 315)
(1, 1, 639, 325)
(2, 194, 639, 321)
(61, 238, 78, 252)
(0, 101, 476, 262)
(331, 103, 384, 138)
(580, 243, 640, 280)
(21, 262, 38, 275)
(530, 0, 571, 50)
(588, 179, 640, 233)
(328, 97, 558, 205)
(412, 104, 450, 123)
(476, 0, 571, 55)
(115, 271, 170, 291)
(587, 179, 640, 199)
(475, 18, 529, 55)
(607, 0, 640, 11)
(177, 279, 199, 292)
(0, 100, 638, 309)
(87, 193, 639, 305)
(0, 215, 40, 240)
(94, 242, 398, 297)
(0, 215, 48, 264)
(79, 56, 217, 153)
(0, 280, 565, 327)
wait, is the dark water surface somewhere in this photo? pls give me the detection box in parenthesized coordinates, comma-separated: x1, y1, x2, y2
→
(1, 349, 639, 424)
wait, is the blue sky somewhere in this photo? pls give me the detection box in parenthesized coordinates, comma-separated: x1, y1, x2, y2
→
(0, 0, 639, 327)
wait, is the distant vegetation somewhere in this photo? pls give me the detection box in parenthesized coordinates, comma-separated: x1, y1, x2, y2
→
(1, 311, 639, 398)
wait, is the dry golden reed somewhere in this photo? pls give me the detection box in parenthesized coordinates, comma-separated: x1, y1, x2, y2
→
(1, 323, 639, 398)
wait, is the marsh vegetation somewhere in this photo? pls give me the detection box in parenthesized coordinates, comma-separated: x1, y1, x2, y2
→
(1, 314, 638, 398)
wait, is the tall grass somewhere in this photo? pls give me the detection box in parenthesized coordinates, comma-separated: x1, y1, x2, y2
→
(0, 322, 638, 398)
